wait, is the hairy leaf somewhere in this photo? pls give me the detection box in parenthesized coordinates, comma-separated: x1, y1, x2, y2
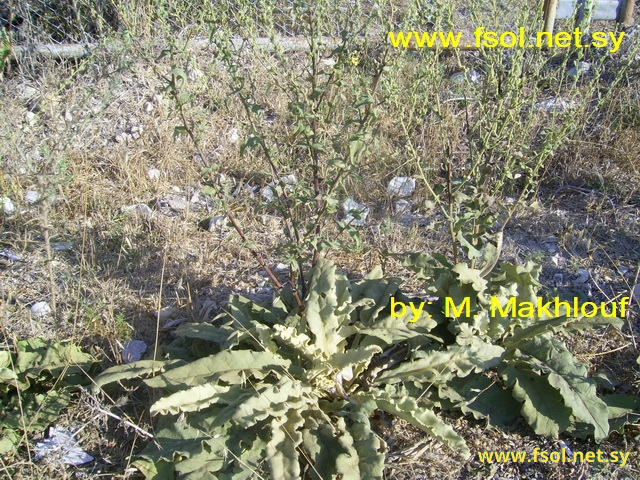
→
(376, 338, 504, 384)
(367, 389, 470, 458)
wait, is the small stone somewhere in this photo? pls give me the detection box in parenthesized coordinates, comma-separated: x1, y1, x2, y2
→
(115, 133, 126, 143)
(228, 128, 239, 143)
(450, 69, 481, 84)
(24, 190, 40, 204)
(1, 197, 15, 215)
(567, 61, 591, 79)
(388, 177, 416, 197)
(144, 101, 154, 113)
(393, 199, 412, 215)
(51, 242, 73, 251)
(534, 97, 578, 113)
(24, 111, 37, 125)
(208, 215, 228, 231)
(131, 132, 141, 140)
(31, 301, 52, 317)
(147, 169, 161, 180)
(121, 204, 154, 219)
(343, 198, 369, 226)
(122, 339, 147, 363)
(64, 110, 73, 122)
(573, 269, 590, 285)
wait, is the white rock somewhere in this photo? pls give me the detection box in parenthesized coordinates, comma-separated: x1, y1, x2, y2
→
(343, 198, 369, 226)
(534, 97, 578, 113)
(573, 269, 590, 285)
(64, 110, 73, 122)
(33, 426, 94, 465)
(24, 190, 40, 203)
(262, 175, 297, 201)
(122, 339, 147, 363)
(567, 61, 591, 79)
(450, 69, 482, 84)
(144, 101, 154, 113)
(208, 215, 228, 231)
(121, 204, 154, 219)
(388, 177, 416, 197)
(147, 168, 161, 180)
(24, 111, 37, 125)
(114, 133, 126, 143)
(31, 302, 52, 317)
(228, 128, 239, 143)
(393, 199, 412, 215)
(1, 197, 15, 215)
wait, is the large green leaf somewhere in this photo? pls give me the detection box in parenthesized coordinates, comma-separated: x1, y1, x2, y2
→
(93, 359, 184, 390)
(602, 394, 640, 434)
(367, 388, 470, 458)
(211, 377, 313, 429)
(345, 407, 385, 479)
(517, 336, 610, 440)
(439, 375, 521, 428)
(301, 411, 360, 480)
(501, 361, 573, 437)
(266, 409, 304, 480)
(303, 260, 352, 357)
(144, 350, 290, 390)
(376, 338, 504, 384)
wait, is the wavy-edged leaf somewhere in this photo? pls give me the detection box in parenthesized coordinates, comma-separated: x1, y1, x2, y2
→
(346, 407, 385, 479)
(501, 361, 572, 437)
(603, 394, 640, 434)
(144, 350, 290, 390)
(376, 338, 504, 384)
(267, 409, 304, 479)
(212, 377, 313, 429)
(303, 260, 351, 357)
(150, 383, 233, 416)
(93, 359, 184, 391)
(439, 375, 521, 428)
(302, 411, 360, 480)
(518, 336, 610, 440)
(367, 389, 470, 458)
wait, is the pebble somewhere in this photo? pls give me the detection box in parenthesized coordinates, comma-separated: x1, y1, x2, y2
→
(534, 97, 578, 113)
(121, 204, 154, 219)
(573, 268, 590, 285)
(24, 190, 40, 204)
(31, 301, 52, 317)
(343, 198, 369, 226)
(393, 199, 412, 215)
(1, 197, 15, 215)
(122, 339, 147, 363)
(388, 176, 416, 197)
(567, 61, 591, 79)
(208, 215, 228, 231)
(147, 168, 161, 180)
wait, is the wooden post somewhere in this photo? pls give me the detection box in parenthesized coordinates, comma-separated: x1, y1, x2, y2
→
(621, 0, 636, 26)
(543, 0, 560, 35)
